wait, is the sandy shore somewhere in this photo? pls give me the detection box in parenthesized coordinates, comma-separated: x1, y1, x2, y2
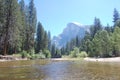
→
(0, 58, 28, 62)
(1, 57, 120, 62)
(51, 58, 82, 61)
(84, 57, 120, 62)
(52, 57, 120, 62)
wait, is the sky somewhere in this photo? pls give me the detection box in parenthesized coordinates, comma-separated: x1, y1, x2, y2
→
(25, 0, 120, 38)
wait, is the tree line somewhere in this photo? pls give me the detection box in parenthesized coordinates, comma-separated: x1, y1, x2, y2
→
(61, 8, 120, 58)
(1, 0, 120, 59)
(0, 0, 61, 58)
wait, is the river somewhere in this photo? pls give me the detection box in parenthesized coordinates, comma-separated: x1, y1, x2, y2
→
(0, 59, 120, 80)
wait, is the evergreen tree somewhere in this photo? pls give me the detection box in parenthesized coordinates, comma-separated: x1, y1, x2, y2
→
(70, 38, 76, 50)
(76, 36, 80, 47)
(35, 22, 44, 53)
(113, 8, 119, 23)
(80, 32, 92, 54)
(55, 48, 61, 58)
(24, 5, 30, 51)
(114, 20, 120, 28)
(91, 17, 102, 38)
(2, 0, 22, 55)
(19, 0, 25, 12)
(47, 31, 51, 51)
(92, 30, 112, 57)
(104, 24, 113, 33)
(26, 0, 37, 51)
(51, 44, 56, 58)
(112, 27, 120, 56)
(43, 31, 48, 49)
(65, 42, 71, 55)
(0, 0, 5, 54)
(28, 0, 37, 33)
(19, 0, 27, 51)
(61, 47, 65, 55)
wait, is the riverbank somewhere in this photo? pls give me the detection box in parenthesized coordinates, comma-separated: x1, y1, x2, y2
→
(0, 55, 28, 62)
(51, 58, 83, 61)
(52, 57, 120, 62)
(84, 57, 120, 62)
(1, 55, 120, 62)
(0, 58, 28, 62)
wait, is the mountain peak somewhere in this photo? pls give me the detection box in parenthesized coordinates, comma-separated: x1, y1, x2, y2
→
(52, 22, 90, 48)
(71, 22, 83, 26)
(67, 22, 84, 29)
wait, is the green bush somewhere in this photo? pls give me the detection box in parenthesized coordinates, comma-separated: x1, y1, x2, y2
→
(69, 51, 76, 58)
(36, 50, 46, 59)
(29, 49, 36, 59)
(78, 51, 88, 58)
(43, 50, 51, 58)
(69, 47, 79, 58)
(21, 50, 30, 58)
(13, 53, 21, 57)
(39, 53, 46, 59)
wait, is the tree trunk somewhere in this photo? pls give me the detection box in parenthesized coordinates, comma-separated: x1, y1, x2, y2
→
(3, 44, 7, 55)
(3, 33, 8, 56)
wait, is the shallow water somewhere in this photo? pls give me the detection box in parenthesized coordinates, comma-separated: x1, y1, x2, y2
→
(0, 60, 120, 80)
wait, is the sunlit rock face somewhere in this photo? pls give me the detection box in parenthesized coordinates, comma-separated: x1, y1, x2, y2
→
(52, 22, 90, 48)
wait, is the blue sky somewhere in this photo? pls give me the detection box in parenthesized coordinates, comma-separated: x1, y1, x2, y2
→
(25, 0, 120, 38)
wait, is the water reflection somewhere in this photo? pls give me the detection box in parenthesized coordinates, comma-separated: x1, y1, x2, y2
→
(0, 60, 120, 80)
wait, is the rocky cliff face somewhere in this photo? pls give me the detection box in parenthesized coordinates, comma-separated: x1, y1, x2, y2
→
(52, 22, 89, 48)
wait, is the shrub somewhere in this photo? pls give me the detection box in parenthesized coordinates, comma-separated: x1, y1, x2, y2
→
(39, 53, 46, 59)
(36, 50, 46, 59)
(69, 47, 79, 58)
(69, 51, 76, 58)
(78, 51, 88, 58)
(43, 50, 51, 58)
(29, 49, 36, 59)
(21, 50, 30, 58)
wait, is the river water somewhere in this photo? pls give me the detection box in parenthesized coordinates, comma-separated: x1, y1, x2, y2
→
(0, 59, 120, 80)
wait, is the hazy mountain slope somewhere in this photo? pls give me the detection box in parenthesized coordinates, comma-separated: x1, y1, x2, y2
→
(52, 22, 89, 48)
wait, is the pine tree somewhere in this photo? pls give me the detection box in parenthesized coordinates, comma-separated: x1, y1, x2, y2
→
(47, 31, 51, 51)
(28, 0, 37, 33)
(76, 36, 80, 47)
(51, 44, 56, 58)
(35, 22, 44, 53)
(104, 24, 113, 33)
(19, 0, 25, 12)
(114, 20, 120, 28)
(43, 31, 48, 49)
(55, 48, 61, 58)
(80, 32, 92, 54)
(61, 47, 65, 55)
(65, 42, 71, 55)
(26, 0, 37, 51)
(112, 27, 120, 56)
(19, 0, 27, 51)
(0, 0, 5, 53)
(92, 30, 111, 57)
(91, 17, 102, 38)
(0, 0, 5, 54)
(2, 0, 22, 55)
(24, 5, 30, 51)
(113, 8, 119, 23)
